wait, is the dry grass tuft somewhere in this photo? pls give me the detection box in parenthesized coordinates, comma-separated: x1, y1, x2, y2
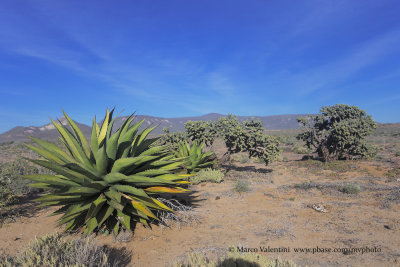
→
(0, 232, 131, 267)
(156, 198, 200, 229)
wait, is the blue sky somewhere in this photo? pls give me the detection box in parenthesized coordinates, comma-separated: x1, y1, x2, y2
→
(1, 0, 400, 132)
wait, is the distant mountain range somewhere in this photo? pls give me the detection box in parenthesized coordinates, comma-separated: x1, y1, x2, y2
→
(0, 113, 307, 143)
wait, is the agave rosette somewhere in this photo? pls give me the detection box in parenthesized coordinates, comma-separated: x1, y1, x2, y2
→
(174, 140, 215, 173)
(22, 109, 190, 235)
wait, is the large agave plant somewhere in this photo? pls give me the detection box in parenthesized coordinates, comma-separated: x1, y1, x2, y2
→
(173, 140, 215, 173)
(22, 109, 190, 236)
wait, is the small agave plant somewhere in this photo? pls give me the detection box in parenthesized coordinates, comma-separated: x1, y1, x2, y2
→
(22, 109, 190, 236)
(173, 140, 215, 173)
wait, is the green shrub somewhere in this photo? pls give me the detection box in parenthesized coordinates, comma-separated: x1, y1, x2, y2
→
(184, 120, 216, 146)
(0, 160, 52, 227)
(0, 232, 124, 267)
(154, 128, 187, 150)
(0, 160, 48, 207)
(233, 180, 250, 193)
(297, 104, 377, 162)
(0, 184, 17, 207)
(0, 160, 47, 195)
(340, 184, 361, 194)
(190, 168, 224, 185)
(395, 151, 400, 157)
(293, 181, 315, 190)
(172, 250, 296, 267)
(216, 116, 281, 166)
(186, 115, 281, 166)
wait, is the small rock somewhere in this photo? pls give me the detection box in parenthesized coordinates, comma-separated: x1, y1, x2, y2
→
(308, 203, 328, 213)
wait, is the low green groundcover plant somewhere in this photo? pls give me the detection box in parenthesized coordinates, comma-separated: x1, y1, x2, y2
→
(190, 168, 224, 185)
(340, 184, 361, 194)
(233, 180, 250, 193)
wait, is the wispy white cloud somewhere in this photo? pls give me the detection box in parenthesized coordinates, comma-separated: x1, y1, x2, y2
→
(1, 0, 399, 124)
(207, 71, 235, 96)
(15, 47, 90, 73)
(282, 28, 400, 96)
(0, 1, 247, 117)
(9, 40, 242, 115)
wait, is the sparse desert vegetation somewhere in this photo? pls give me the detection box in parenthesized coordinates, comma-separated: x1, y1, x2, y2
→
(0, 107, 399, 266)
(0, 232, 130, 267)
(1, 1, 399, 265)
(233, 180, 250, 193)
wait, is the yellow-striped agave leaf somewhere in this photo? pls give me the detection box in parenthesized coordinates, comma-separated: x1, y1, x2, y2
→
(21, 109, 190, 236)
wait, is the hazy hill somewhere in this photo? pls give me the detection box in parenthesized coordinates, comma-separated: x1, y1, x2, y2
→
(0, 113, 307, 142)
(0, 117, 91, 143)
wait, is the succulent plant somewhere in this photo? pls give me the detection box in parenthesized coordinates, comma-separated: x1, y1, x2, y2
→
(173, 141, 215, 173)
(22, 109, 190, 236)
(184, 120, 216, 146)
(297, 104, 377, 162)
(215, 115, 280, 165)
(153, 127, 187, 150)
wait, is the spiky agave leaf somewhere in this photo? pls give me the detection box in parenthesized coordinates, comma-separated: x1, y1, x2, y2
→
(21, 109, 190, 236)
(173, 140, 215, 173)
